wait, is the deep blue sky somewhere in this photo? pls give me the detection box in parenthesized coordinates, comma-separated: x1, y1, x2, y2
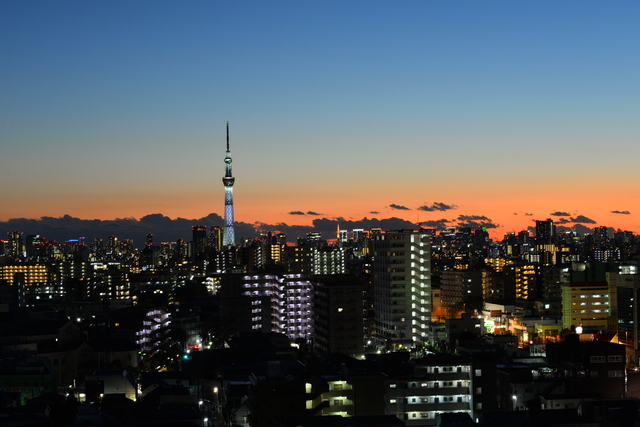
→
(2, 1, 640, 239)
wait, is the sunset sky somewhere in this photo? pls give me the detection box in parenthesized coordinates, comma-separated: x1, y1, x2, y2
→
(2, 1, 640, 240)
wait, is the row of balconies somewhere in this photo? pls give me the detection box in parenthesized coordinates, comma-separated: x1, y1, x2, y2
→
(391, 386, 471, 397)
(322, 389, 354, 400)
(286, 322, 310, 327)
(399, 401, 470, 412)
(322, 402, 354, 414)
(410, 371, 471, 381)
(402, 408, 469, 424)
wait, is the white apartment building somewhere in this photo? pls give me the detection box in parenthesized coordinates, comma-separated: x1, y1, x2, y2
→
(372, 229, 431, 347)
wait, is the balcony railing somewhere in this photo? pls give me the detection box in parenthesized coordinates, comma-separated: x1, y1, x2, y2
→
(391, 386, 471, 397)
(400, 401, 470, 412)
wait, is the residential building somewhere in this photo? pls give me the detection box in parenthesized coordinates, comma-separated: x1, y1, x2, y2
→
(313, 275, 367, 357)
(440, 270, 483, 317)
(561, 282, 610, 333)
(219, 273, 313, 342)
(387, 354, 473, 426)
(372, 229, 431, 348)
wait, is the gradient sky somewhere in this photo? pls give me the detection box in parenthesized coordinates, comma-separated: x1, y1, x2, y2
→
(2, 1, 640, 240)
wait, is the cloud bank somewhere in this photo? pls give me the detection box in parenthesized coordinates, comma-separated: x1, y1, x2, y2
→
(418, 202, 456, 212)
(571, 215, 596, 224)
(0, 211, 512, 248)
(0, 214, 419, 248)
(389, 204, 410, 210)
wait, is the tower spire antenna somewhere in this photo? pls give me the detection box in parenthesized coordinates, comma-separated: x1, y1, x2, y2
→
(222, 121, 236, 247)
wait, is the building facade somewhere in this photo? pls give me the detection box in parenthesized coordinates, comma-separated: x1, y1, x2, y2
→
(220, 273, 314, 342)
(387, 354, 473, 426)
(372, 229, 431, 348)
(313, 275, 367, 357)
(562, 282, 611, 332)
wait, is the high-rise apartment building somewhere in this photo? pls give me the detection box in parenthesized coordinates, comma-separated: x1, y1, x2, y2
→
(594, 226, 609, 250)
(539, 265, 570, 317)
(440, 269, 483, 317)
(372, 229, 431, 347)
(25, 235, 44, 259)
(209, 226, 223, 252)
(0, 264, 48, 287)
(338, 229, 348, 245)
(514, 264, 537, 300)
(313, 274, 367, 357)
(6, 231, 23, 259)
(275, 233, 287, 245)
(535, 219, 555, 245)
(219, 273, 313, 342)
(610, 272, 640, 365)
(136, 308, 171, 356)
(107, 236, 119, 255)
(192, 225, 208, 256)
(561, 281, 610, 332)
(387, 354, 473, 425)
(222, 122, 236, 247)
(288, 246, 345, 275)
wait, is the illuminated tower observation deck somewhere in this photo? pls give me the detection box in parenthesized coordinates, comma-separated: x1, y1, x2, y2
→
(222, 121, 236, 246)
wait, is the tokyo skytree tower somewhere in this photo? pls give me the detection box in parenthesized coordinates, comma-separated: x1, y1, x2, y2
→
(222, 121, 236, 246)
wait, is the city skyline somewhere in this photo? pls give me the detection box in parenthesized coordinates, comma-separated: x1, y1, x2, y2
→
(0, 211, 624, 251)
(2, 1, 639, 239)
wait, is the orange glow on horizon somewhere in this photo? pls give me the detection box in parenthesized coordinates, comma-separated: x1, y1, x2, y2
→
(2, 177, 638, 241)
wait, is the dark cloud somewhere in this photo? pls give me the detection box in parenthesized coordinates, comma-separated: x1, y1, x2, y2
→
(306, 211, 322, 216)
(311, 217, 416, 236)
(575, 224, 593, 234)
(288, 211, 305, 215)
(256, 217, 415, 240)
(140, 213, 175, 227)
(370, 211, 380, 215)
(555, 218, 571, 224)
(556, 224, 592, 237)
(419, 219, 451, 230)
(571, 215, 596, 224)
(457, 215, 490, 221)
(525, 213, 533, 216)
(389, 204, 410, 211)
(1, 214, 427, 248)
(417, 202, 456, 212)
(612, 210, 631, 215)
(454, 215, 499, 229)
(550, 211, 570, 217)
(457, 221, 499, 229)
(0, 213, 227, 247)
(252, 222, 314, 238)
